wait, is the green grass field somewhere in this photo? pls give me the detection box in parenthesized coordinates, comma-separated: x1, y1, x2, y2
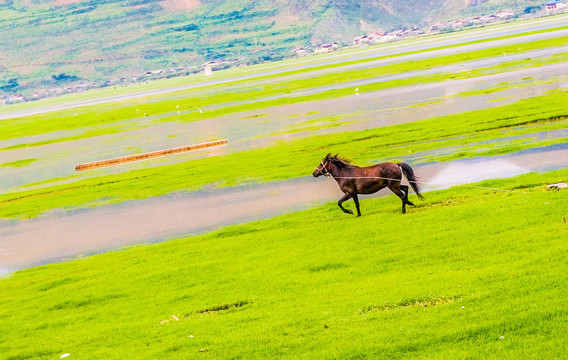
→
(1, 170, 567, 359)
(1, 18, 568, 359)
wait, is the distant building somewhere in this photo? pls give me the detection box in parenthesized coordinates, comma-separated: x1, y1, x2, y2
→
(32, 90, 49, 99)
(313, 43, 338, 54)
(202, 60, 228, 76)
(546, 0, 567, 9)
(470, 17, 483, 25)
(6, 94, 25, 104)
(367, 32, 385, 43)
(353, 35, 368, 45)
(291, 47, 308, 56)
(322, 42, 338, 50)
(495, 10, 515, 19)
(430, 22, 452, 32)
(401, 28, 421, 37)
(481, 14, 498, 22)
(389, 31, 406, 41)
(453, 20, 468, 28)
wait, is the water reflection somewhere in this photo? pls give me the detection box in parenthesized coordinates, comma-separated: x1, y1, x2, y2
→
(425, 159, 526, 188)
(1, 145, 567, 275)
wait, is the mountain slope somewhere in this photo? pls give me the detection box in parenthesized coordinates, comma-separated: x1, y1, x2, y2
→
(0, 0, 546, 96)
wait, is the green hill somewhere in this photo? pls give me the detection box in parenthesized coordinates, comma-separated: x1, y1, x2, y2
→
(0, 0, 546, 96)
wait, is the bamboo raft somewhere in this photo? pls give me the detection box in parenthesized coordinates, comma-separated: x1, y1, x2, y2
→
(75, 139, 227, 171)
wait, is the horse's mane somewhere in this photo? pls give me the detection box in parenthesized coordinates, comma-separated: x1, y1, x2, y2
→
(327, 153, 352, 166)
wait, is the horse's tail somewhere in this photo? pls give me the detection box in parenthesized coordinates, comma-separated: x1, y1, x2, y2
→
(398, 163, 424, 200)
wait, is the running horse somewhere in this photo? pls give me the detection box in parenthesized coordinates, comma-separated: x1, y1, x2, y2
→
(313, 154, 424, 217)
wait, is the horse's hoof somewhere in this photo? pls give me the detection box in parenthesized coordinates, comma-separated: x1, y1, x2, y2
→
(345, 210, 353, 215)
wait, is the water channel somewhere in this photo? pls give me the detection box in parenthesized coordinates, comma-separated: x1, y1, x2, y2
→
(2, 63, 567, 193)
(1, 145, 566, 275)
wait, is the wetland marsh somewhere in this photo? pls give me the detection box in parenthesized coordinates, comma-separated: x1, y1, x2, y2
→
(1, 19, 568, 267)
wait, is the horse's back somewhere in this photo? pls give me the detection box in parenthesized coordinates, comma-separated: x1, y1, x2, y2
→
(368, 162, 400, 177)
(343, 162, 399, 194)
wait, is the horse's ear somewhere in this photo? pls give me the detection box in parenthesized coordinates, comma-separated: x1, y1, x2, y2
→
(325, 153, 331, 158)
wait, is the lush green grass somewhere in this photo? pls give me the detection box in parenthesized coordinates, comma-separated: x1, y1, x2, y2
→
(2, 14, 567, 360)
(2, 89, 567, 219)
(1, 169, 567, 359)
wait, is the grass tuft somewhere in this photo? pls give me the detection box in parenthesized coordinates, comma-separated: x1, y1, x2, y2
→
(357, 296, 461, 314)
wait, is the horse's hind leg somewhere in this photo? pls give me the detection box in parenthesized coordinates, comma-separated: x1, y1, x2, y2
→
(389, 183, 408, 214)
(400, 185, 414, 206)
(338, 193, 354, 215)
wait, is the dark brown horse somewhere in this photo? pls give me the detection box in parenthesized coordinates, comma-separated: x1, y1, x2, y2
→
(313, 154, 424, 217)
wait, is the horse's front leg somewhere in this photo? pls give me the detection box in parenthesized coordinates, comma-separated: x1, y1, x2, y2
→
(338, 193, 353, 215)
(352, 193, 361, 217)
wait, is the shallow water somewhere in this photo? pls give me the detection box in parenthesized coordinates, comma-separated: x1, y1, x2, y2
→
(1, 145, 567, 275)
(2, 63, 567, 193)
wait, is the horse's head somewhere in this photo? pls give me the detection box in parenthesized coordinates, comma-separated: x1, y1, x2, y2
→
(313, 154, 333, 177)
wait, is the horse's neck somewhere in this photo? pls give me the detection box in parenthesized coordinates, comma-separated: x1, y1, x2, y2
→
(331, 162, 354, 178)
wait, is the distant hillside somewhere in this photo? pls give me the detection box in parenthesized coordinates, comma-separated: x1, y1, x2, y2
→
(0, 0, 549, 98)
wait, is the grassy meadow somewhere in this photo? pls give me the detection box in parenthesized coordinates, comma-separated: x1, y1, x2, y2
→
(1, 18, 568, 360)
(0, 170, 567, 359)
